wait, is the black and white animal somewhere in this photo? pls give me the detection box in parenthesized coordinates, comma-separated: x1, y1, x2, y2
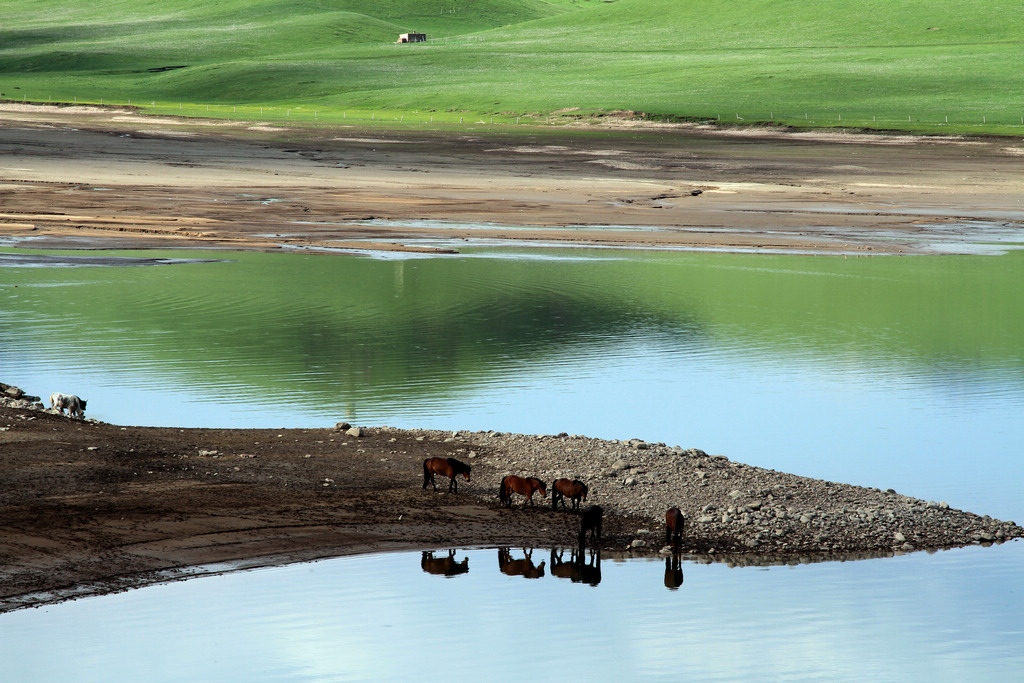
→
(50, 393, 87, 418)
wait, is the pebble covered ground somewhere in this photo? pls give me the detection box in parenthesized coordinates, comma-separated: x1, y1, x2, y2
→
(3, 379, 1021, 565)
(401, 427, 1024, 558)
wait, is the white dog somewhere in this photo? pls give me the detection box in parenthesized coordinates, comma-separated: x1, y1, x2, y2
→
(50, 392, 87, 418)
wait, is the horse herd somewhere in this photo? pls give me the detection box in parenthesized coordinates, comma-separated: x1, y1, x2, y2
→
(422, 455, 687, 550)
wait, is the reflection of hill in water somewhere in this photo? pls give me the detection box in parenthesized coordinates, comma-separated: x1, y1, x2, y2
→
(2, 248, 1023, 409)
(2, 250, 703, 405)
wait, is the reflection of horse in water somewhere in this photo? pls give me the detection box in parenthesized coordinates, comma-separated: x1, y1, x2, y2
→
(499, 475, 547, 507)
(665, 507, 685, 546)
(421, 549, 470, 577)
(550, 547, 602, 586)
(578, 505, 603, 548)
(551, 478, 588, 512)
(664, 554, 684, 590)
(423, 457, 472, 493)
(497, 548, 546, 578)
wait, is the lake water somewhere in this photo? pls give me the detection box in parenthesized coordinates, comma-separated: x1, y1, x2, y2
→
(2, 545, 1023, 683)
(1, 245, 1023, 681)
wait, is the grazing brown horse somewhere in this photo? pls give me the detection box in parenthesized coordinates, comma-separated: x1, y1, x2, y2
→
(497, 548, 546, 579)
(421, 550, 470, 577)
(578, 505, 603, 548)
(423, 457, 471, 493)
(665, 507, 685, 546)
(499, 475, 547, 507)
(552, 478, 588, 512)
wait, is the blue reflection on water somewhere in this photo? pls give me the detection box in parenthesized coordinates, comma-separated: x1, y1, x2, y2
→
(1, 546, 1022, 683)
(2, 246, 1024, 681)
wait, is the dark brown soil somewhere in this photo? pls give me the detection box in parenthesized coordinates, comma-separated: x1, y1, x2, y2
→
(3, 401, 1021, 612)
(0, 406, 631, 611)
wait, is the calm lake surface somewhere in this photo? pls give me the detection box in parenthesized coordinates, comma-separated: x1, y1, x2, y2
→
(1, 245, 1023, 681)
(2, 546, 1023, 683)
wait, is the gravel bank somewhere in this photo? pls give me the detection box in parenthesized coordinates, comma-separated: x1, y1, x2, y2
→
(2, 379, 1021, 611)
(402, 427, 1024, 557)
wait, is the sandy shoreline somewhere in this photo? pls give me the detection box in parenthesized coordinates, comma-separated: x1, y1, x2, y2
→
(2, 104, 1023, 257)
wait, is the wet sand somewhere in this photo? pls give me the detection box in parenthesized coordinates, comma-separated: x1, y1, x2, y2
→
(2, 103, 1023, 256)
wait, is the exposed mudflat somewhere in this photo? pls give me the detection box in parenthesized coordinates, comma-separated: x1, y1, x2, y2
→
(2, 104, 1023, 257)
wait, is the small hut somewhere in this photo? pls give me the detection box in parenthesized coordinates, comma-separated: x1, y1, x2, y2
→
(397, 32, 427, 43)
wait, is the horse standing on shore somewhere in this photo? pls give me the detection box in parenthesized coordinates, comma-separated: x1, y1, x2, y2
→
(665, 507, 685, 546)
(551, 478, 588, 512)
(578, 505, 603, 548)
(422, 457, 472, 493)
(499, 475, 547, 507)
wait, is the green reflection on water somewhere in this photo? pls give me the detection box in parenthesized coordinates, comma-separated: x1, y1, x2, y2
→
(2, 248, 1022, 406)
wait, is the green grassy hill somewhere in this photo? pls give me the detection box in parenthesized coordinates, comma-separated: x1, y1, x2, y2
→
(2, 0, 1022, 133)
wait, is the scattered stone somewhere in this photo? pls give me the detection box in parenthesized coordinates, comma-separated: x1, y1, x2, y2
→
(3, 390, 1022, 559)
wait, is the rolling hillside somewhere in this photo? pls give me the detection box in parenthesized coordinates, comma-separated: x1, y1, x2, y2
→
(2, 0, 1022, 133)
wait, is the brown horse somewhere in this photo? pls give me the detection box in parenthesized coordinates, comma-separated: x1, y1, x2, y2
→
(578, 505, 603, 548)
(421, 550, 470, 577)
(423, 457, 471, 493)
(665, 507, 685, 546)
(499, 475, 547, 507)
(552, 478, 589, 512)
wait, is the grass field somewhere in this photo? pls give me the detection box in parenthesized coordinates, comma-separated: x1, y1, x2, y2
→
(2, 0, 1023, 134)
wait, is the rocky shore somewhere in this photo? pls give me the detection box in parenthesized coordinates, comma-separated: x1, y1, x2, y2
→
(0, 382, 44, 411)
(403, 427, 1023, 556)
(1, 380, 1021, 610)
